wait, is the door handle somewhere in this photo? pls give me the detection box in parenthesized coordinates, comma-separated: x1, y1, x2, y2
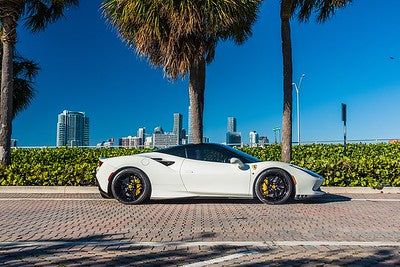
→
(181, 169, 194, 174)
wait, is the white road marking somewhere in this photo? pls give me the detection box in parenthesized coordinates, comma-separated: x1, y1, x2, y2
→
(0, 198, 400, 202)
(351, 198, 400, 202)
(1, 241, 400, 248)
(183, 250, 258, 267)
(0, 198, 113, 201)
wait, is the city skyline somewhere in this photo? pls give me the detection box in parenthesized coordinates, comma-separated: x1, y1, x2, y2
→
(11, 0, 400, 146)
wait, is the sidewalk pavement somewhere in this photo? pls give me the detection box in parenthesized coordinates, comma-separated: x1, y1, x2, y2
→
(0, 186, 399, 194)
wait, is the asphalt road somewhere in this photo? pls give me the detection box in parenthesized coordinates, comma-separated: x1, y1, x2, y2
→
(0, 193, 399, 266)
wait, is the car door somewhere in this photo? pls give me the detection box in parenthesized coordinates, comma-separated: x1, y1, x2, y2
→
(180, 145, 251, 196)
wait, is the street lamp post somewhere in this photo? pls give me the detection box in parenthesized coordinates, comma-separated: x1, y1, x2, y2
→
(292, 74, 305, 145)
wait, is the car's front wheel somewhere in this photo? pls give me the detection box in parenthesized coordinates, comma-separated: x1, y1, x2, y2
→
(254, 168, 293, 204)
(111, 168, 151, 205)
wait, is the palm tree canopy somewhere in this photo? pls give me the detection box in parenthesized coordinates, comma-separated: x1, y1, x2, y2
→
(0, 38, 40, 117)
(0, 0, 79, 32)
(291, 0, 352, 22)
(102, 0, 261, 79)
(23, 0, 79, 31)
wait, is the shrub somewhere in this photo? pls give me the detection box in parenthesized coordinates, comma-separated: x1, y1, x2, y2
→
(0, 144, 399, 187)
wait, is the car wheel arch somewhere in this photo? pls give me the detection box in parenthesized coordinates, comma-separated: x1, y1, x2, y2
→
(252, 167, 296, 198)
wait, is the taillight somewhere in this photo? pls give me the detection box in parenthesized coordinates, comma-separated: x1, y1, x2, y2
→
(98, 160, 103, 168)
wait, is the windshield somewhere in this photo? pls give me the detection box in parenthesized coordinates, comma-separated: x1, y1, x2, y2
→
(221, 145, 262, 163)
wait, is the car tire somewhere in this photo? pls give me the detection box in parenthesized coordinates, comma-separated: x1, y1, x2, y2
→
(254, 168, 293, 204)
(111, 168, 151, 205)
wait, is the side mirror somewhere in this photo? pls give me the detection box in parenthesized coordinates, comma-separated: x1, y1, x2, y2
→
(230, 157, 245, 169)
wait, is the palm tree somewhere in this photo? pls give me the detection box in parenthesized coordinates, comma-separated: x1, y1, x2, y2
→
(0, 0, 78, 165)
(0, 40, 40, 118)
(280, 0, 351, 163)
(102, 0, 261, 144)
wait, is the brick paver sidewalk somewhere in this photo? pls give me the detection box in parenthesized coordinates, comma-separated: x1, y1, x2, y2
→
(0, 193, 399, 266)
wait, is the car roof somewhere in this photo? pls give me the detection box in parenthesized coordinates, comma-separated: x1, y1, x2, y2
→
(157, 143, 226, 151)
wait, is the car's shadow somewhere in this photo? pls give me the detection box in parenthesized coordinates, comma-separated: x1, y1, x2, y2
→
(146, 194, 351, 205)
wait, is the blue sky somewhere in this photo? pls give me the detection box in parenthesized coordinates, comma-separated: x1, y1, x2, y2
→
(12, 0, 400, 146)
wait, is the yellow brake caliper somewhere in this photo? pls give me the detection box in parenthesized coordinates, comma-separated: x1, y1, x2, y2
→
(261, 178, 269, 196)
(134, 177, 142, 196)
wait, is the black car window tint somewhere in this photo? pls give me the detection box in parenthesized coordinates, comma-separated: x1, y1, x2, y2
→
(159, 147, 186, 158)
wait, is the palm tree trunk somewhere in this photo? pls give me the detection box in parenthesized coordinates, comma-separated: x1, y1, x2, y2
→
(189, 57, 206, 144)
(280, 0, 293, 163)
(0, 16, 18, 165)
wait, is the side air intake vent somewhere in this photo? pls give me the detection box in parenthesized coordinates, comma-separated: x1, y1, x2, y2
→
(151, 158, 175, 166)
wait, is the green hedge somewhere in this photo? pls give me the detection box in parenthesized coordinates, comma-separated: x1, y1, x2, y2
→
(1, 144, 399, 187)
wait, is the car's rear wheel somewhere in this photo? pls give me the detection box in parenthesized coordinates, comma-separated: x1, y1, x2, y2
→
(254, 168, 293, 204)
(111, 168, 151, 205)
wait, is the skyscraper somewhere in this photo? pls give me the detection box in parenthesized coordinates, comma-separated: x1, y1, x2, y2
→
(57, 110, 89, 147)
(137, 127, 145, 146)
(188, 106, 192, 143)
(227, 117, 237, 132)
(249, 131, 259, 147)
(226, 117, 241, 146)
(173, 113, 183, 144)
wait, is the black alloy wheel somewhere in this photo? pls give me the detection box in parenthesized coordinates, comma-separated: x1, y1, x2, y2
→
(254, 168, 293, 204)
(111, 168, 151, 205)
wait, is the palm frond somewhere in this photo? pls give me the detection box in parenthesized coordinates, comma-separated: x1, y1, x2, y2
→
(293, 0, 352, 23)
(102, 0, 262, 80)
(0, 41, 40, 118)
(23, 0, 79, 32)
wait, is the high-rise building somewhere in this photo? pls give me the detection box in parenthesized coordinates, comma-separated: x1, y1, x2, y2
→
(226, 132, 242, 146)
(227, 117, 237, 132)
(153, 133, 178, 148)
(173, 113, 183, 144)
(144, 136, 153, 148)
(188, 106, 192, 143)
(226, 117, 240, 146)
(57, 110, 89, 147)
(119, 136, 141, 148)
(249, 131, 259, 147)
(259, 136, 269, 147)
(11, 139, 18, 148)
(137, 127, 145, 146)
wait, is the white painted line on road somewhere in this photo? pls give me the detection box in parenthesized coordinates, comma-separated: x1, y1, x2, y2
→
(1, 241, 400, 248)
(1, 198, 400, 202)
(351, 198, 400, 202)
(183, 250, 258, 267)
(0, 198, 113, 201)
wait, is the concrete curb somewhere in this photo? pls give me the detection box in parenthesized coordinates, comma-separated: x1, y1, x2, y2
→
(0, 186, 98, 194)
(0, 186, 399, 194)
(321, 186, 400, 194)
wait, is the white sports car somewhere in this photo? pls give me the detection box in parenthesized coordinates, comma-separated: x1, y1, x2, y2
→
(96, 143, 325, 204)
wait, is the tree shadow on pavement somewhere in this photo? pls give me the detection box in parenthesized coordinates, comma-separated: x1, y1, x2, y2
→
(0, 233, 398, 266)
(0, 233, 269, 266)
(238, 247, 399, 266)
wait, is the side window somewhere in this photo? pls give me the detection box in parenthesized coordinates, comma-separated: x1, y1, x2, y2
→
(160, 147, 186, 158)
(187, 145, 233, 163)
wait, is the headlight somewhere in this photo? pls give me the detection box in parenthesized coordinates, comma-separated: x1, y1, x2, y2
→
(290, 164, 321, 178)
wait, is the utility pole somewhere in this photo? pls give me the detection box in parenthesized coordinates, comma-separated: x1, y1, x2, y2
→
(342, 103, 347, 156)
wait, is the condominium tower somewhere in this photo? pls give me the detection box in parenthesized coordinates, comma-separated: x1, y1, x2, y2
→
(57, 110, 89, 147)
(227, 117, 237, 132)
(173, 113, 183, 144)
